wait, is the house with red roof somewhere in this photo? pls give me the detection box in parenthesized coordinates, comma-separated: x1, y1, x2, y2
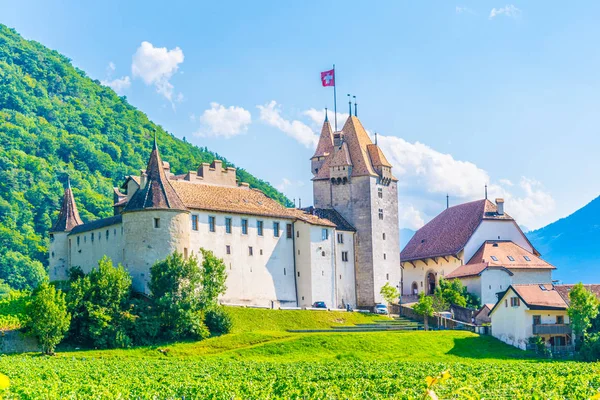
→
(400, 198, 553, 304)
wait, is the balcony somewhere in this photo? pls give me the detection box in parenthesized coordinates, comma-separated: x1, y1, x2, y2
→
(532, 323, 572, 335)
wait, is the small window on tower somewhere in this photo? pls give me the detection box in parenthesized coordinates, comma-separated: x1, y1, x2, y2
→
(154, 218, 160, 229)
(248, 246, 253, 256)
(286, 223, 293, 238)
(226, 245, 231, 255)
(378, 209, 384, 220)
(209, 216, 216, 232)
(383, 233, 386, 240)
(378, 188, 383, 199)
(342, 251, 349, 262)
(383, 253, 387, 260)
(337, 233, 344, 244)
(77, 237, 80, 246)
(192, 215, 199, 231)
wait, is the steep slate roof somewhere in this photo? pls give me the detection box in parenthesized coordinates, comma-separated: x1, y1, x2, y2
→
(366, 144, 392, 167)
(300, 207, 355, 231)
(467, 241, 555, 270)
(401, 199, 514, 262)
(124, 139, 187, 212)
(311, 118, 334, 159)
(70, 215, 123, 235)
(51, 180, 83, 232)
(171, 181, 293, 219)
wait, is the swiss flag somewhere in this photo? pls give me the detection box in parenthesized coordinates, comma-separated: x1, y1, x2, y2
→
(321, 69, 335, 87)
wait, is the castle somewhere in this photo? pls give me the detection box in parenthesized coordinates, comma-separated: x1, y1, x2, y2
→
(49, 115, 400, 308)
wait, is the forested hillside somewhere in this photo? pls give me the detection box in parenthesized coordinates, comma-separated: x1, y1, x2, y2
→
(0, 24, 291, 289)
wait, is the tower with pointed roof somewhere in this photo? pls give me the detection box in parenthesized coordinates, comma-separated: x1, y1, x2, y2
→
(49, 178, 83, 281)
(121, 136, 191, 292)
(311, 115, 401, 307)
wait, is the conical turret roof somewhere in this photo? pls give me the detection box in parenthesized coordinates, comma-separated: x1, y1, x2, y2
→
(51, 179, 83, 232)
(311, 117, 334, 159)
(124, 136, 187, 212)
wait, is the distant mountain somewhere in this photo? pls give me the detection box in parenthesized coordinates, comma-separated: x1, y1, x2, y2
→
(400, 228, 415, 251)
(527, 196, 600, 283)
(0, 24, 291, 287)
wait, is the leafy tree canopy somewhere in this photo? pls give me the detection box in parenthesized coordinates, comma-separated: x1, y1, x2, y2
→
(24, 282, 70, 354)
(568, 283, 599, 339)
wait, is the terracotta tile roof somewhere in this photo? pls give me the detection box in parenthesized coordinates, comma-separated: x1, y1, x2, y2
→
(300, 207, 355, 231)
(124, 140, 187, 212)
(51, 181, 83, 232)
(367, 144, 392, 167)
(311, 119, 334, 159)
(70, 215, 122, 235)
(446, 263, 513, 279)
(467, 241, 555, 270)
(511, 284, 568, 309)
(402, 199, 507, 262)
(329, 142, 352, 167)
(288, 208, 337, 228)
(554, 285, 600, 306)
(315, 116, 382, 180)
(170, 181, 295, 220)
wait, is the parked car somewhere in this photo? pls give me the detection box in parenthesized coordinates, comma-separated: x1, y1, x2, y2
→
(375, 303, 388, 315)
(312, 301, 327, 309)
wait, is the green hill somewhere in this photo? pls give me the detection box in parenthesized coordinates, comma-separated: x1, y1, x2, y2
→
(0, 24, 291, 289)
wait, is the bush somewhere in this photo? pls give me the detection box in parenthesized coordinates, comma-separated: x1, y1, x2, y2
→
(527, 336, 550, 357)
(24, 283, 70, 354)
(205, 307, 232, 335)
(579, 333, 600, 361)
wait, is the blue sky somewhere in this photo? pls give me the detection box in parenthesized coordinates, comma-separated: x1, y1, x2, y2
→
(2, 1, 600, 231)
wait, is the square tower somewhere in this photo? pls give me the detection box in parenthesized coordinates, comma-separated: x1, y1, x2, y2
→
(311, 116, 400, 307)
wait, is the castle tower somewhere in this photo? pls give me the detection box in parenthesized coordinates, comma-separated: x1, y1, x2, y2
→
(122, 136, 190, 293)
(49, 178, 83, 281)
(310, 113, 334, 176)
(312, 116, 400, 307)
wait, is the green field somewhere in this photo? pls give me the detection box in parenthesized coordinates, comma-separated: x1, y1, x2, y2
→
(1, 307, 599, 399)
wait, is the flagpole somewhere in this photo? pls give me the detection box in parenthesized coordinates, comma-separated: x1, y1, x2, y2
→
(333, 64, 337, 132)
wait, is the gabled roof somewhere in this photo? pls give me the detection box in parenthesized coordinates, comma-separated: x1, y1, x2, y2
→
(311, 118, 334, 159)
(401, 199, 512, 262)
(554, 285, 600, 307)
(124, 139, 187, 213)
(490, 284, 568, 315)
(300, 207, 355, 231)
(288, 208, 337, 228)
(51, 180, 83, 232)
(366, 144, 392, 167)
(329, 142, 352, 167)
(467, 241, 555, 270)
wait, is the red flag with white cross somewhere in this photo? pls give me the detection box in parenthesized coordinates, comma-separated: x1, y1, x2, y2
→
(321, 69, 335, 87)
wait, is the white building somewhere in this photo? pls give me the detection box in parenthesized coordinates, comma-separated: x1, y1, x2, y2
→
(49, 115, 399, 309)
(490, 284, 574, 351)
(400, 198, 554, 305)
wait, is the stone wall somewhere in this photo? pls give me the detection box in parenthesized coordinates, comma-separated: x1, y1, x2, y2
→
(0, 330, 38, 354)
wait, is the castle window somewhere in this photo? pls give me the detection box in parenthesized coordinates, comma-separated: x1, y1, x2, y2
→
(337, 233, 344, 244)
(154, 218, 160, 229)
(322, 271, 324, 276)
(273, 222, 280, 237)
(386, 273, 389, 280)
(77, 237, 80, 246)
(225, 218, 232, 234)
(298, 272, 300, 277)
(296, 230, 300, 238)
(51, 251, 55, 258)
(260, 249, 263, 255)
(257, 220, 264, 236)
(84, 236, 87, 243)
(378, 188, 383, 199)
(378, 209, 384, 220)
(284, 268, 286, 275)
(321, 251, 325, 257)
(50, 234, 55, 243)
(383, 253, 387, 260)
(322, 229, 329, 240)
(114, 229, 117, 236)
(286, 224, 293, 239)
(226, 245, 231, 255)
(209, 216, 216, 232)
(248, 246, 253, 256)
(383, 233, 386, 240)
(342, 251, 348, 262)
(192, 215, 199, 231)
(106, 230, 109, 240)
(91, 233, 94, 243)
(241, 219, 248, 235)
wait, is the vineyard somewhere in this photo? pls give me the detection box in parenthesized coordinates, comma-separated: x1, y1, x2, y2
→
(0, 307, 599, 398)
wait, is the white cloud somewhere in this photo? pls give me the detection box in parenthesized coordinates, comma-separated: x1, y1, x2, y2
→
(257, 101, 318, 148)
(376, 134, 554, 230)
(196, 102, 252, 138)
(489, 4, 521, 19)
(101, 76, 131, 94)
(456, 6, 475, 14)
(131, 41, 184, 102)
(107, 61, 116, 73)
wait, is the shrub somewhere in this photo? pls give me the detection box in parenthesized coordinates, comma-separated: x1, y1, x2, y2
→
(24, 282, 70, 354)
(205, 307, 232, 335)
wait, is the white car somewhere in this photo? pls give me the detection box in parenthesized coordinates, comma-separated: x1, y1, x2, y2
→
(375, 303, 388, 315)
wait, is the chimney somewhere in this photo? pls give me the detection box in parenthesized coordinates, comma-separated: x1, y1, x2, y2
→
(495, 198, 504, 215)
(140, 170, 147, 189)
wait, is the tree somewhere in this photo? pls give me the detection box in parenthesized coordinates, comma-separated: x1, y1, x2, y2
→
(380, 282, 399, 316)
(67, 256, 133, 348)
(0, 251, 47, 291)
(568, 283, 599, 342)
(413, 292, 434, 330)
(431, 290, 449, 327)
(435, 278, 480, 309)
(198, 248, 227, 310)
(24, 282, 70, 354)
